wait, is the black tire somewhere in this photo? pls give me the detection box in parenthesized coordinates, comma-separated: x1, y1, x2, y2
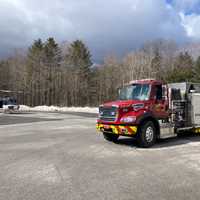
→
(137, 121, 156, 148)
(103, 132, 119, 143)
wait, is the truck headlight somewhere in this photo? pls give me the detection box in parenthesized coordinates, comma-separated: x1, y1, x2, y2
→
(120, 116, 136, 123)
(132, 103, 144, 111)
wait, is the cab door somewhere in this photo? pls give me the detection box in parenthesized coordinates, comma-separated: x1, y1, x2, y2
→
(152, 84, 168, 119)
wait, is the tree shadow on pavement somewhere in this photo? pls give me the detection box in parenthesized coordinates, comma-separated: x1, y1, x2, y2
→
(0, 115, 62, 125)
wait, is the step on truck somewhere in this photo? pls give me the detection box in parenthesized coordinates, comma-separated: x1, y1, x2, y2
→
(96, 79, 200, 147)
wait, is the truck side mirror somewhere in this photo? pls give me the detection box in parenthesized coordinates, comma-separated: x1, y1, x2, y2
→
(162, 85, 167, 101)
(189, 84, 196, 93)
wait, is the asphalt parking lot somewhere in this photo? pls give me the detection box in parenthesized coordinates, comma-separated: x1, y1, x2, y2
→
(1, 112, 200, 200)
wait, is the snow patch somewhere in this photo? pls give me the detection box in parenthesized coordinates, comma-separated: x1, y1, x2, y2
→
(19, 105, 98, 114)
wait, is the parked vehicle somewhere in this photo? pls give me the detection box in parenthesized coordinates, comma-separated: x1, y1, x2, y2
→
(96, 79, 200, 147)
(0, 97, 20, 113)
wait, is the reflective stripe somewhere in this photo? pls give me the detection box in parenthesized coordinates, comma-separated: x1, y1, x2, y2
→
(130, 126, 137, 133)
(110, 125, 119, 134)
(119, 126, 125, 132)
(194, 128, 200, 133)
(126, 126, 132, 135)
(96, 124, 137, 135)
(96, 124, 104, 131)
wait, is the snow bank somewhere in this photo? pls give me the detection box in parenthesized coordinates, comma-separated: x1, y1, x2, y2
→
(19, 105, 98, 114)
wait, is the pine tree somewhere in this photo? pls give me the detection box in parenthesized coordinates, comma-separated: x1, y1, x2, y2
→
(44, 38, 62, 66)
(65, 40, 92, 106)
(151, 49, 162, 80)
(194, 56, 200, 82)
(44, 38, 62, 106)
(0, 61, 11, 91)
(66, 40, 92, 68)
(166, 52, 194, 82)
(26, 39, 44, 106)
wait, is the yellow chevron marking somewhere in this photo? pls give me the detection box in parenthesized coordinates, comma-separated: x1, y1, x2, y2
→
(195, 128, 200, 133)
(119, 126, 125, 131)
(193, 128, 200, 134)
(96, 124, 104, 131)
(97, 124, 137, 135)
(110, 125, 118, 134)
(130, 126, 137, 134)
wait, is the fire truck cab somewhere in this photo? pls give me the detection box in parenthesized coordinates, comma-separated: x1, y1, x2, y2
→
(96, 79, 200, 147)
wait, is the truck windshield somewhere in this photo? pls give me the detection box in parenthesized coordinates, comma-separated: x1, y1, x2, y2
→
(119, 84, 150, 101)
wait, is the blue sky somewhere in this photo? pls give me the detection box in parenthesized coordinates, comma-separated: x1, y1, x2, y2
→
(167, 0, 200, 15)
(0, 0, 200, 60)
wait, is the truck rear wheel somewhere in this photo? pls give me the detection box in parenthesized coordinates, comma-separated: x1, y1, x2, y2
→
(137, 121, 156, 148)
(103, 132, 119, 143)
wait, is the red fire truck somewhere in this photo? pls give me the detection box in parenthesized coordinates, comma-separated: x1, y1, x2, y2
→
(96, 79, 200, 147)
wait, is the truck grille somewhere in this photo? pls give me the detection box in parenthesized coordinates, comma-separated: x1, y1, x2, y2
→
(99, 106, 118, 122)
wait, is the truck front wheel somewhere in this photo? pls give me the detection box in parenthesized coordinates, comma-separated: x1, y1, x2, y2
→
(137, 121, 156, 148)
(103, 132, 119, 143)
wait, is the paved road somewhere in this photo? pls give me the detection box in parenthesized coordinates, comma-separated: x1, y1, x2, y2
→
(1, 112, 200, 200)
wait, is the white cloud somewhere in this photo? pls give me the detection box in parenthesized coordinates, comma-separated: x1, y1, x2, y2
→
(0, 0, 189, 60)
(173, 0, 200, 41)
(180, 12, 200, 39)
